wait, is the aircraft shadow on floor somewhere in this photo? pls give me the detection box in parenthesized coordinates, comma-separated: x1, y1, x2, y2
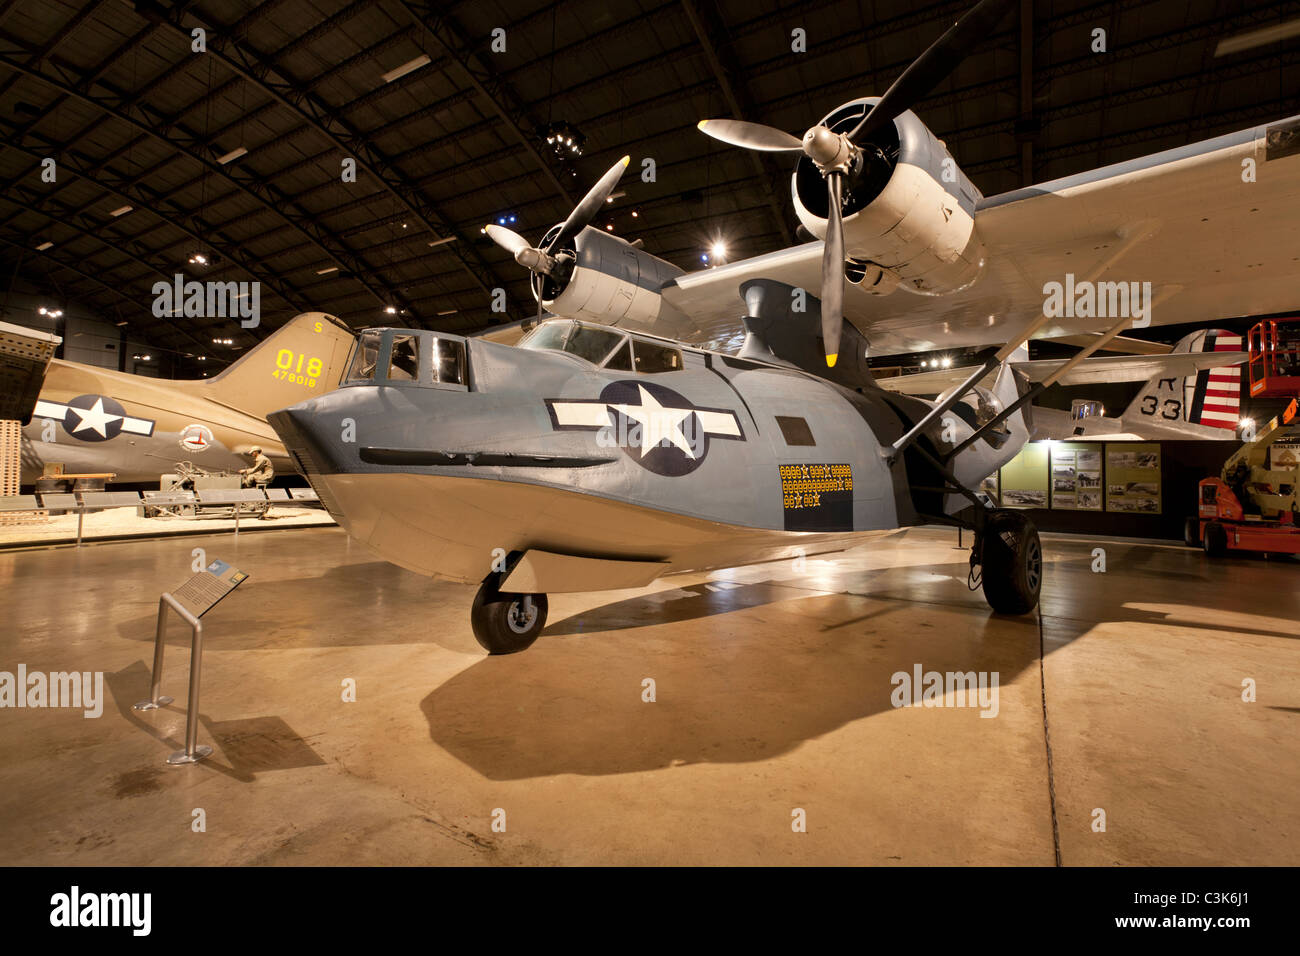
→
(419, 542, 1300, 780)
(421, 558, 1044, 780)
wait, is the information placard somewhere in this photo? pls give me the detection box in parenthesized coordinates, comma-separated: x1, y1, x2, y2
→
(1106, 443, 1162, 514)
(1050, 443, 1104, 511)
(171, 559, 249, 619)
(999, 443, 1049, 508)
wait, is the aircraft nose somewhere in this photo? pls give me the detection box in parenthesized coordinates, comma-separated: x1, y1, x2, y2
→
(267, 402, 338, 479)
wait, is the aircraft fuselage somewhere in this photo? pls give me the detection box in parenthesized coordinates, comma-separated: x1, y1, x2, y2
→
(270, 324, 1029, 590)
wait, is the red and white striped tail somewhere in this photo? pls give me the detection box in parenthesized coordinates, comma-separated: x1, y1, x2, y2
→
(1187, 331, 1242, 430)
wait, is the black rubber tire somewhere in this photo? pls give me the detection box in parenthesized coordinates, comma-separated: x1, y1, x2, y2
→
(471, 579, 548, 654)
(1184, 516, 1200, 548)
(980, 510, 1043, 615)
(1202, 521, 1227, 558)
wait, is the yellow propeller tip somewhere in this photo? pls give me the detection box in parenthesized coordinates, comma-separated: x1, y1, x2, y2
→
(697, 120, 709, 129)
(826, 354, 838, 368)
(620, 155, 630, 166)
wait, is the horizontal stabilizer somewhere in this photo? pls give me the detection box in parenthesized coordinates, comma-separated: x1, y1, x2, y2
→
(879, 349, 1246, 396)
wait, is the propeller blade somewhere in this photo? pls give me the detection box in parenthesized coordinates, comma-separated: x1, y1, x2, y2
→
(848, 0, 1016, 143)
(483, 224, 531, 257)
(821, 172, 845, 368)
(547, 155, 631, 251)
(697, 119, 803, 153)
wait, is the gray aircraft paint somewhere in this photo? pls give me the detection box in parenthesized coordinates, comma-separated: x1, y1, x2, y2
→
(270, 313, 1033, 589)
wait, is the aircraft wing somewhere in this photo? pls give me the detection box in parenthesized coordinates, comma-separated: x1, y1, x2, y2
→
(876, 351, 1248, 396)
(661, 115, 1300, 356)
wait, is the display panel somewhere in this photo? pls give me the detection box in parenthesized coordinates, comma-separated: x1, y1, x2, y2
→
(1106, 443, 1162, 514)
(998, 443, 1049, 508)
(1050, 443, 1103, 511)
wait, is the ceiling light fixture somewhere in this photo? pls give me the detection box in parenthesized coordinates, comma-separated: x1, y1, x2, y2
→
(316, 266, 339, 275)
(35, 240, 53, 251)
(541, 121, 585, 158)
(381, 54, 431, 84)
(109, 205, 132, 217)
(1215, 18, 1300, 56)
(215, 146, 248, 165)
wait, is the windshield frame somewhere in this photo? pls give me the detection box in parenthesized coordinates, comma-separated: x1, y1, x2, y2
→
(518, 319, 630, 368)
(342, 328, 469, 391)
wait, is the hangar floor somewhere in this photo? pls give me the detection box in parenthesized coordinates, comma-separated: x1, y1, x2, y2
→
(0, 525, 1296, 866)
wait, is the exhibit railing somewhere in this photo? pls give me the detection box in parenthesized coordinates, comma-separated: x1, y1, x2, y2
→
(0, 487, 324, 547)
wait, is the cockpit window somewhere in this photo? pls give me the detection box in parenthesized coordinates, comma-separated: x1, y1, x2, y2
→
(432, 338, 466, 385)
(345, 330, 382, 383)
(519, 321, 571, 353)
(567, 325, 624, 364)
(604, 342, 634, 371)
(519, 320, 626, 366)
(633, 339, 683, 373)
(387, 334, 419, 381)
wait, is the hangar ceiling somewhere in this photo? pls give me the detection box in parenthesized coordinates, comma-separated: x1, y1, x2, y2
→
(0, 0, 1297, 373)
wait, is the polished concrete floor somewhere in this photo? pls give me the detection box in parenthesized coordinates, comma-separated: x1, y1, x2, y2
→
(0, 524, 1295, 866)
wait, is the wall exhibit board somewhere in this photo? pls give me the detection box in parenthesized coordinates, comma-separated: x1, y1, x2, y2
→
(999, 442, 1049, 508)
(1050, 443, 1104, 511)
(1106, 443, 1162, 514)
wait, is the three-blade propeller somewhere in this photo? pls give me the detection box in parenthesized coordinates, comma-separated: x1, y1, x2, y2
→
(697, 0, 1014, 366)
(484, 155, 631, 324)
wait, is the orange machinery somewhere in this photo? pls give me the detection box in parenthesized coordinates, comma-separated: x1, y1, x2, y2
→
(1188, 397, 1300, 556)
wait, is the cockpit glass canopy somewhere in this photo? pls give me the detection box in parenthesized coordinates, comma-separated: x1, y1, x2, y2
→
(519, 319, 683, 372)
(345, 330, 383, 383)
(520, 320, 625, 365)
(388, 334, 419, 381)
(344, 329, 466, 387)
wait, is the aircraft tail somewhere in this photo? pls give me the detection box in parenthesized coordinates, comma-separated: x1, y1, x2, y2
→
(198, 312, 356, 419)
(1122, 328, 1242, 430)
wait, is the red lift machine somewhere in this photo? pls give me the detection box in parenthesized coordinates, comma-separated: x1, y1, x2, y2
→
(1187, 318, 1300, 557)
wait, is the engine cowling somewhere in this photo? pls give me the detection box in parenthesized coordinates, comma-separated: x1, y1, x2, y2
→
(791, 98, 985, 297)
(537, 226, 695, 337)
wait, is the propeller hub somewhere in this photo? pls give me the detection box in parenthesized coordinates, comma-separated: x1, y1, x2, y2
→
(802, 125, 856, 173)
(515, 247, 554, 275)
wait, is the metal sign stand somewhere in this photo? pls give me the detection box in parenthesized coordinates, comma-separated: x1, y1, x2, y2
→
(133, 559, 249, 765)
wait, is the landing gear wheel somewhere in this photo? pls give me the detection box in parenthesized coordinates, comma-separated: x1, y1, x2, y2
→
(471, 576, 548, 655)
(1202, 520, 1227, 558)
(1184, 516, 1200, 548)
(979, 510, 1042, 615)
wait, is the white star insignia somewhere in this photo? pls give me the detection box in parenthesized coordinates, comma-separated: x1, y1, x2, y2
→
(68, 397, 123, 438)
(609, 385, 698, 459)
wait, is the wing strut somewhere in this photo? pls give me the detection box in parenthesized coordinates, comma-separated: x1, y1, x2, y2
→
(943, 313, 1138, 461)
(881, 351, 1003, 464)
(886, 218, 1170, 464)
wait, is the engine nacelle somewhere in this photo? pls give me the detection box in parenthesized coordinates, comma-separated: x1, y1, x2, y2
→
(792, 98, 985, 297)
(537, 226, 693, 337)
